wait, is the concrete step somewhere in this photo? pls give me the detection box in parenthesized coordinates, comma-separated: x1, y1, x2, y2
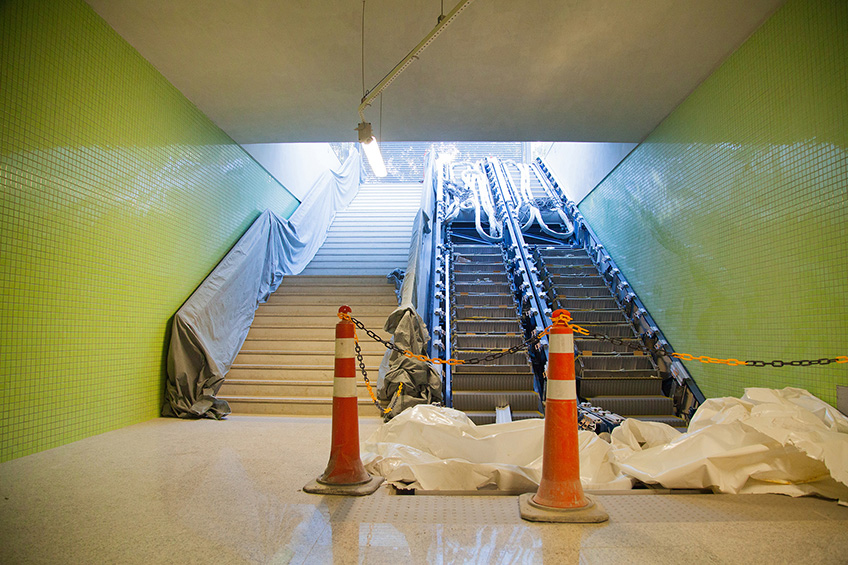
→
(222, 395, 382, 417)
(233, 351, 385, 365)
(254, 304, 397, 317)
(265, 293, 397, 306)
(249, 315, 388, 328)
(271, 286, 397, 298)
(239, 339, 388, 354)
(302, 259, 408, 270)
(245, 326, 392, 340)
(277, 276, 392, 287)
(219, 379, 375, 399)
(228, 365, 383, 381)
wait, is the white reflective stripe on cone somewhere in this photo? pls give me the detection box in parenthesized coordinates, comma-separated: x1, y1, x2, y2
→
(546, 379, 577, 401)
(549, 332, 574, 354)
(335, 337, 355, 358)
(333, 377, 357, 398)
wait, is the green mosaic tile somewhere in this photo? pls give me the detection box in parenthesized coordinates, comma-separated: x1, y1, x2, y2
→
(0, 0, 299, 462)
(579, 0, 848, 406)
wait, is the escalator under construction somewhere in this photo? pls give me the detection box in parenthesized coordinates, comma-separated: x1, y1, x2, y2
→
(427, 156, 704, 431)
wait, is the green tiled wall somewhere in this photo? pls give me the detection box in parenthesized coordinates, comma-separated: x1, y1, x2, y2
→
(0, 0, 300, 461)
(579, 0, 847, 405)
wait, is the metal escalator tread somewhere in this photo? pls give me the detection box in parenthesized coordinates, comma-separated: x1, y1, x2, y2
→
(452, 391, 541, 412)
(553, 286, 615, 298)
(454, 306, 517, 320)
(577, 354, 659, 379)
(575, 338, 643, 354)
(452, 372, 535, 391)
(630, 415, 688, 427)
(455, 320, 523, 334)
(454, 334, 524, 349)
(567, 309, 629, 324)
(586, 395, 674, 416)
(578, 377, 663, 397)
(466, 411, 543, 426)
(453, 363, 533, 375)
(453, 294, 515, 306)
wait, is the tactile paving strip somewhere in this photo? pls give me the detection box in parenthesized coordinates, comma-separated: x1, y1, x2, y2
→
(331, 495, 524, 525)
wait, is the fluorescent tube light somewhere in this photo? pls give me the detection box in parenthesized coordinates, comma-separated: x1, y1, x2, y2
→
(357, 122, 387, 177)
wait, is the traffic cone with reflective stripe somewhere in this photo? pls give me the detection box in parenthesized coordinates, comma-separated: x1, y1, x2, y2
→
(519, 309, 609, 522)
(303, 306, 383, 496)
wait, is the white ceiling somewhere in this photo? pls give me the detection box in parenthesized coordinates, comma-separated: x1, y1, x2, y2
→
(85, 0, 784, 144)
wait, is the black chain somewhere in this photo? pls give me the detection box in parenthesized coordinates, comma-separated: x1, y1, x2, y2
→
(350, 316, 846, 369)
(743, 358, 843, 367)
(349, 315, 546, 365)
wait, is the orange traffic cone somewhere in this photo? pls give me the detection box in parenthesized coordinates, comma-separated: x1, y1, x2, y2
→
(519, 309, 609, 522)
(303, 306, 383, 496)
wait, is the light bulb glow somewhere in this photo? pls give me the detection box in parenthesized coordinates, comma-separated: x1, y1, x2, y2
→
(361, 136, 387, 177)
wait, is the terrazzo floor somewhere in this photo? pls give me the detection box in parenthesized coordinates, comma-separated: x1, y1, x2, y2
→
(1, 416, 846, 564)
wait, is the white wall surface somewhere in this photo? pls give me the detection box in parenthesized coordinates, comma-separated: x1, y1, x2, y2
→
(542, 142, 637, 204)
(241, 143, 342, 201)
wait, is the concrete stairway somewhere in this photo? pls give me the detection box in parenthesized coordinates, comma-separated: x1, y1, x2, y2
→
(218, 276, 398, 416)
(299, 183, 422, 276)
(219, 182, 423, 416)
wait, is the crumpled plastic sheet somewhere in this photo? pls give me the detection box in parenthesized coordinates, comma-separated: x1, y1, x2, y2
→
(611, 387, 848, 501)
(362, 387, 848, 502)
(361, 404, 632, 492)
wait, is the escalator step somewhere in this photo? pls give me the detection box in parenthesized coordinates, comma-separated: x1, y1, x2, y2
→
(575, 324, 636, 338)
(569, 310, 629, 324)
(546, 275, 605, 287)
(453, 283, 512, 294)
(552, 286, 615, 298)
(576, 338, 644, 354)
(556, 297, 619, 310)
(455, 320, 523, 334)
(452, 372, 535, 391)
(587, 395, 674, 415)
(454, 351, 529, 366)
(452, 391, 541, 412)
(453, 273, 510, 284)
(541, 256, 594, 267)
(454, 334, 524, 349)
(536, 248, 589, 258)
(453, 363, 533, 375)
(631, 415, 688, 428)
(453, 294, 515, 306)
(453, 306, 517, 319)
(466, 411, 543, 425)
(453, 263, 506, 273)
(453, 245, 501, 254)
(578, 355, 657, 372)
(578, 376, 663, 397)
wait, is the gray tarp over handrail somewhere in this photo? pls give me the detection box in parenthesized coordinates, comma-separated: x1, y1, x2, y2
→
(163, 149, 361, 419)
(379, 153, 442, 417)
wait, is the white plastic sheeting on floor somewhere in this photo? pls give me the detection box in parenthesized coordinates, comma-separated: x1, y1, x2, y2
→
(361, 404, 631, 492)
(362, 387, 848, 502)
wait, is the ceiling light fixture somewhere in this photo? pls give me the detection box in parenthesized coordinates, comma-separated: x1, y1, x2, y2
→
(356, 121, 387, 177)
(357, 0, 475, 177)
